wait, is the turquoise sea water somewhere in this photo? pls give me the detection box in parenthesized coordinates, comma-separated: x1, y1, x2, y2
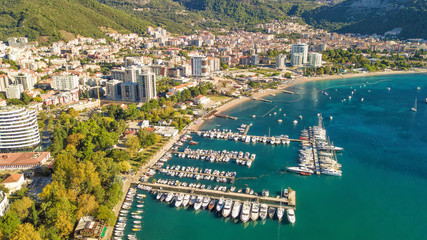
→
(123, 73, 427, 240)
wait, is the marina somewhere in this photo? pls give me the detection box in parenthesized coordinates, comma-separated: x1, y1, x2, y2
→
(172, 148, 257, 167)
(159, 165, 236, 183)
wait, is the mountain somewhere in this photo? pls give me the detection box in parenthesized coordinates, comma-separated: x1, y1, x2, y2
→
(304, 0, 427, 39)
(0, 0, 151, 43)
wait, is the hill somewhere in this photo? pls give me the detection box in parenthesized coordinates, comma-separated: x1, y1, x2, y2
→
(0, 0, 151, 42)
(304, 0, 427, 39)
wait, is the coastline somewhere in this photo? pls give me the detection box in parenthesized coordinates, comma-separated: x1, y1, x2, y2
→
(189, 69, 427, 131)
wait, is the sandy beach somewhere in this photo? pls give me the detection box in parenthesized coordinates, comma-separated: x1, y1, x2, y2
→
(189, 69, 427, 131)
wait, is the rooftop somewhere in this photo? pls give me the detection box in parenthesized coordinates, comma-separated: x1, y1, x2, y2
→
(1, 173, 23, 184)
(0, 152, 50, 168)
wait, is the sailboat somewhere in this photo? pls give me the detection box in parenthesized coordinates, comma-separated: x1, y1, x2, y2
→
(411, 98, 417, 112)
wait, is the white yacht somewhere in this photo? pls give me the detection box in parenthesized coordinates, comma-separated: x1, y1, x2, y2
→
(277, 207, 284, 221)
(194, 196, 203, 210)
(287, 167, 314, 175)
(202, 197, 210, 209)
(259, 204, 268, 220)
(216, 198, 224, 212)
(182, 194, 190, 207)
(321, 168, 342, 176)
(250, 202, 260, 221)
(165, 193, 174, 202)
(240, 202, 251, 223)
(222, 199, 233, 217)
(174, 193, 184, 207)
(286, 208, 296, 224)
(231, 201, 242, 219)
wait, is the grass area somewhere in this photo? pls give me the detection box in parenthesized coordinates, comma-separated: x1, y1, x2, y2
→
(250, 68, 282, 77)
(207, 94, 233, 103)
(129, 138, 169, 170)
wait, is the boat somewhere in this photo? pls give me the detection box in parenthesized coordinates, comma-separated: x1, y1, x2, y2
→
(189, 195, 196, 206)
(222, 199, 233, 217)
(216, 198, 224, 212)
(252, 115, 256, 118)
(321, 168, 342, 176)
(208, 199, 216, 211)
(132, 228, 141, 232)
(286, 208, 296, 224)
(231, 201, 242, 219)
(202, 197, 210, 209)
(240, 202, 251, 223)
(278, 119, 282, 123)
(182, 194, 190, 207)
(174, 193, 184, 207)
(287, 167, 314, 175)
(268, 207, 276, 219)
(165, 193, 174, 202)
(189, 141, 198, 145)
(411, 98, 417, 112)
(277, 207, 284, 221)
(259, 204, 268, 220)
(194, 196, 203, 210)
(250, 202, 259, 221)
(293, 120, 298, 124)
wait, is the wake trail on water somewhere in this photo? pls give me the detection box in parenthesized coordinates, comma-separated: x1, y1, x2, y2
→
(318, 79, 391, 92)
(234, 166, 290, 181)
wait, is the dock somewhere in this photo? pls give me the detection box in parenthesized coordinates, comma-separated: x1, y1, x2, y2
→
(281, 90, 295, 94)
(138, 182, 296, 209)
(171, 150, 254, 164)
(251, 97, 273, 103)
(193, 130, 308, 144)
(243, 124, 252, 135)
(159, 168, 236, 183)
(214, 113, 238, 120)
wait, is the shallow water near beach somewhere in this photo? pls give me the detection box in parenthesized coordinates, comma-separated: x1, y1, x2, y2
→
(123, 73, 427, 240)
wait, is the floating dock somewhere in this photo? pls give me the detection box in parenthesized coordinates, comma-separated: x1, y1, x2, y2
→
(214, 113, 238, 120)
(159, 168, 236, 183)
(139, 182, 296, 209)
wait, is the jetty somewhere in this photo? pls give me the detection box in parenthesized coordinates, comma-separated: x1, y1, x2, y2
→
(281, 90, 295, 94)
(251, 97, 273, 103)
(214, 113, 238, 120)
(138, 182, 296, 209)
(159, 167, 236, 183)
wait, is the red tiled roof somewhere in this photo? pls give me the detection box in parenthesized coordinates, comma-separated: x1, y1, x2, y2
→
(1, 174, 23, 184)
(0, 152, 50, 167)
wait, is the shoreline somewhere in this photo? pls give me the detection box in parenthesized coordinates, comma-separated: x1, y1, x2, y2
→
(189, 69, 427, 131)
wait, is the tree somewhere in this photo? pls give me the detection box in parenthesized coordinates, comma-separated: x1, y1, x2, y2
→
(119, 161, 131, 172)
(0, 211, 21, 239)
(97, 205, 116, 226)
(11, 223, 42, 240)
(125, 135, 140, 157)
(10, 197, 32, 220)
(76, 194, 99, 219)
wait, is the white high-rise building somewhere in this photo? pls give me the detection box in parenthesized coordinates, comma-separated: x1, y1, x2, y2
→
(15, 73, 35, 90)
(105, 80, 122, 100)
(291, 43, 308, 66)
(138, 70, 157, 103)
(0, 106, 40, 152)
(121, 82, 139, 102)
(276, 54, 287, 69)
(191, 56, 208, 77)
(309, 52, 323, 67)
(52, 75, 79, 90)
(291, 53, 304, 67)
(6, 84, 23, 99)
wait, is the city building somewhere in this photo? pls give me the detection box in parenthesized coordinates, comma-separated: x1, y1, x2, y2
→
(250, 54, 259, 66)
(309, 52, 323, 67)
(0, 106, 40, 152)
(111, 68, 126, 81)
(291, 43, 308, 66)
(276, 54, 287, 69)
(105, 80, 122, 100)
(0, 74, 9, 92)
(0, 152, 51, 170)
(138, 70, 157, 102)
(15, 73, 35, 90)
(291, 53, 304, 67)
(191, 56, 208, 77)
(121, 82, 139, 102)
(0, 191, 8, 217)
(6, 84, 23, 99)
(1, 174, 25, 193)
(52, 75, 79, 90)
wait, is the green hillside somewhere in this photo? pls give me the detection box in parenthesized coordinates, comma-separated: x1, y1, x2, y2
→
(304, 0, 427, 39)
(0, 0, 151, 42)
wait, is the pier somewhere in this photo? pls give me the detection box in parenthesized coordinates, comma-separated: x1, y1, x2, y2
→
(171, 150, 254, 165)
(251, 97, 273, 103)
(243, 124, 252, 135)
(281, 90, 295, 94)
(193, 130, 308, 144)
(138, 182, 296, 209)
(159, 168, 236, 183)
(214, 113, 238, 120)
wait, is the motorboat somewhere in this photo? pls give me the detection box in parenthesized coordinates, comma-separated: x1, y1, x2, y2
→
(286, 208, 296, 224)
(268, 207, 276, 219)
(259, 204, 268, 220)
(222, 199, 233, 217)
(202, 197, 211, 209)
(277, 207, 284, 221)
(216, 198, 224, 212)
(231, 201, 242, 219)
(182, 194, 190, 207)
(208, 199, 216, 211)
(240, 202, 251, 223)
(321, 168, 342, 176)
(250, 202, 260, 221)
(194, 196, 203, 210)
(174, 193, 184, 207)
(165, 193, 174, 202)
(287, 167, 314, 175)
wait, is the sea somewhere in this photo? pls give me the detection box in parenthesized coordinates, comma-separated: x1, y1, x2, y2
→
(122, 73, 427, 240)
